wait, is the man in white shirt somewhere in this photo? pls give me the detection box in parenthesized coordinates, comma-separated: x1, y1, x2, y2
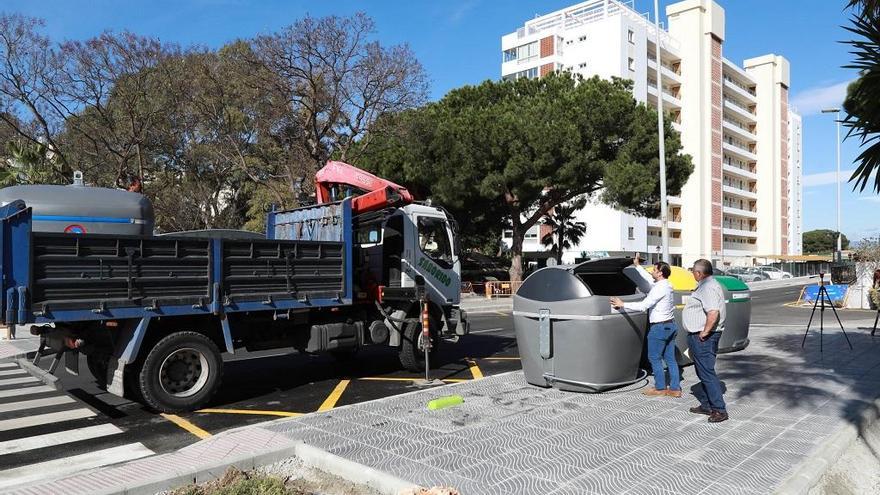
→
(611, 258, 681, 397)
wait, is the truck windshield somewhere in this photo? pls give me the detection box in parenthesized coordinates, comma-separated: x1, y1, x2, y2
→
(417, 216, 453, 267)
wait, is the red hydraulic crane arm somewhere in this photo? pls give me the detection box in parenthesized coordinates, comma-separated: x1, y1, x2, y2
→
(315, 161, 415, 215)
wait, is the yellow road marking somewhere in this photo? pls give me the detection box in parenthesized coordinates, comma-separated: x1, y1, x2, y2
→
(356, 377, 469, 383)
(318, 379, 350, 411)
(160, 413, 212, 439)
(493, 311, 509, 316)
(483, 356, 521, 361)
(466, 358, 484, 380)
(196, 408, 303, 417)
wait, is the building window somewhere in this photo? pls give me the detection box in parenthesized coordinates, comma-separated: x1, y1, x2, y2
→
(502, 67, 539, 82)
(503, 230, 513, 239)
(517, 41, 539, 61)
(525, 226, 539, 239)
(628, 30, 635, 44)
(578, 35, 587, 42)
(628, 57, 635, 71)
(628, 227, 635, 240)
(503, 48, 517, 63)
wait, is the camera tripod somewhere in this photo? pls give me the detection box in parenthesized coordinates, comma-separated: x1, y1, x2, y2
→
(801, 274, 853, 352)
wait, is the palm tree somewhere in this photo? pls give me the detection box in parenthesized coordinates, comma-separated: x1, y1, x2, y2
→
(843, 0, 880, 192)
(541, 198, 587, 264)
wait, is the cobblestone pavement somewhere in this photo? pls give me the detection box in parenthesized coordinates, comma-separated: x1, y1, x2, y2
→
(261, 324, 880, 494)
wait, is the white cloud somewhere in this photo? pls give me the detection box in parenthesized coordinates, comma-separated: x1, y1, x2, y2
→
(790, 80, 853, 116)
(803, 169, 857, 187)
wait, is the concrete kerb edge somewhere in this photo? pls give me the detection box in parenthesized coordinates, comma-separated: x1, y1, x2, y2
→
(294, 442, 420, 495)
(86, 438, 418, 495)
(773, 394, 880, 494)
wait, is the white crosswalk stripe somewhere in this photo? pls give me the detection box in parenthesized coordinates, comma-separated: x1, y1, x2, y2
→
(0, 376, 39, 386)
(0, 369, 28, 377)
(0, 360, 156, 489)
(0, 395, 75, 414)
(0, 385, 55, 399)
(0, 407, 96, 431)
(0, 443, 154, 489)
(0, 423, 122, 455)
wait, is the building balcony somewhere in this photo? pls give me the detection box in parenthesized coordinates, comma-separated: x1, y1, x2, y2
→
(722, 184, 758, 200)
(722, 163, 757, 180)
(722, 227, 758, 238)
(647, 58, 681, 83)
(723, 242, 758, 254)
(647, 84, 682, 109)
(723, 78, 757, 103)
(723, 99, 757, 123)
(722, 119, 757, 143)
(647, 235, 683, 248)
(647, 218, 683, 230)
(722, 141, 758, 162)
(723, 205, 758, 221)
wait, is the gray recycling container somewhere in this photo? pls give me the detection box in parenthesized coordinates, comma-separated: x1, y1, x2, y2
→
(672, 275, 751, 365)
(0, 180, 153, 235)
(513, 258, 649, 392)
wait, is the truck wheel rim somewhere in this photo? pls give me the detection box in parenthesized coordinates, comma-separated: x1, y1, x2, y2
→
(159, 348, 209, 398)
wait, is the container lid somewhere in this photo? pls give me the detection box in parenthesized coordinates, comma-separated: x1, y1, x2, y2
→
(715, 275, 749, 291)
(646, 265, 697, 291)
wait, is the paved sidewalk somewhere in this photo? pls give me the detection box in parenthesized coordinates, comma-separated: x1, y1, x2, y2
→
(12, 322, 880, 494)
(0, 334, 39, 360)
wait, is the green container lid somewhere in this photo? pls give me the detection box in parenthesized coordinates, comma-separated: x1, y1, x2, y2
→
(715, 275, 749, 291)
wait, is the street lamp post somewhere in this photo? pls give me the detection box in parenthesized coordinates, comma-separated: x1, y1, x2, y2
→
(821, 108, 842, 262)
(654, 0, 669, 264)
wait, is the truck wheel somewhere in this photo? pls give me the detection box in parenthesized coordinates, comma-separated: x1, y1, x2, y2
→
(398, 320, 440, 372)
(136, 331, 223, 413)
(87, 355, 110, 388)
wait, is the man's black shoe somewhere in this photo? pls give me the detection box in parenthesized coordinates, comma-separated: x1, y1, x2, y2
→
(689, 406, 711, 416)
(708, 410, 729, 423)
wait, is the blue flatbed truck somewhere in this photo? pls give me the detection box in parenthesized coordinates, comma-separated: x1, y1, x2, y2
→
(0, 192, 469, 413)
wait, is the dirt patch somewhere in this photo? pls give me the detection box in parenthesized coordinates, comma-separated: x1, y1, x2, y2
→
(168, 458, 383, 495)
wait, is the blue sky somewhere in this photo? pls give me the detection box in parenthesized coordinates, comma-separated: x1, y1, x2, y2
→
(5, 0, 877, 242)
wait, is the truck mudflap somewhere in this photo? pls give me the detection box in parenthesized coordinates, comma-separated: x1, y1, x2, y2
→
(450, 307, 469, 336)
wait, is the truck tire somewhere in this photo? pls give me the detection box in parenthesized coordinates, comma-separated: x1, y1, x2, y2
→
(398, 320, 440, 372)
(135, 331, 223, 413)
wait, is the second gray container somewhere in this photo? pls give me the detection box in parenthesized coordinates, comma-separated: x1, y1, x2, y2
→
(513, 258, 648, 392)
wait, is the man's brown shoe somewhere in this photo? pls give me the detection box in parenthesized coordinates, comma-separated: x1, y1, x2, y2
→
(666, 388, 682, 398)
(642, 388, 667, 397)
(689, 406, 711, 415)
(708, 411, 729, 423)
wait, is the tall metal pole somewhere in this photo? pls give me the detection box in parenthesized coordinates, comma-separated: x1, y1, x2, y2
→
(822, 108, 842, 262)
(836, 111, 842, 260)
(654, 0, 669, 263)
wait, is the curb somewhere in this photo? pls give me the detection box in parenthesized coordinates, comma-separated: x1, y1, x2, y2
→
(773, 395, 880, 494)
(295, 442, 419, 495)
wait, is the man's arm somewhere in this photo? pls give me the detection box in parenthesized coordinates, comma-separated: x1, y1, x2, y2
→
(619, 283, 666, 312)
(700, 310, 720, 341)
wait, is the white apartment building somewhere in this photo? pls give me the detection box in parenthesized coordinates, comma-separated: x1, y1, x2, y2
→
(787, 111, 803, 256)
(500, 0, 802, 267)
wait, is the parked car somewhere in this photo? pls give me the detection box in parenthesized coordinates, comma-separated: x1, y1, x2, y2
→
(756, 265, 793, 280)
(727, 267, 765, 282)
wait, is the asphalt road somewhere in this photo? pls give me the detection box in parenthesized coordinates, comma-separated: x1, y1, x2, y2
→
(2, 282, 877, 477)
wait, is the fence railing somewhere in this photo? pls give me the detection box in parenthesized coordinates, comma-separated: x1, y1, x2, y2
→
(484, 281, 524, 299)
